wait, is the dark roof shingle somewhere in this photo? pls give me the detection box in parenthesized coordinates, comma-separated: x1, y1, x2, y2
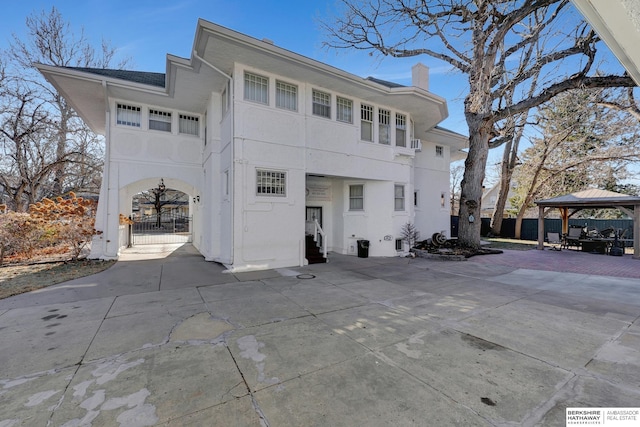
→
(67, 67, 166, 88)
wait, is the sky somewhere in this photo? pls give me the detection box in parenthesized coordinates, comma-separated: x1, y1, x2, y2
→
(0, 1, 633, 185)
(0, 0, 470, 134)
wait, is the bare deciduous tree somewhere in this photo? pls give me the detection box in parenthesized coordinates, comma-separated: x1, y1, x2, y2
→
(510, 88, 640, 236)
(0, 7, 130, 210)
(449, 162, 464, 215)
(322, 0, 636, 248)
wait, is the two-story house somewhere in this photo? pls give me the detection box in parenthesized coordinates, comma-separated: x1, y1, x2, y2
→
(38, 19, 467, 272)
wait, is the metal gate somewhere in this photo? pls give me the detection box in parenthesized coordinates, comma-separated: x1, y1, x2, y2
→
(131, 213, 192, 245)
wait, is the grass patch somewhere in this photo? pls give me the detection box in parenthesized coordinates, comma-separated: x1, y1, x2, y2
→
(482, 237, 540, 251)
(0, 259, 115, 300)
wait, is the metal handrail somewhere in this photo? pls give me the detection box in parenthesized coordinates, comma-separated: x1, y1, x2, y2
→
(308, 219, 327, 259)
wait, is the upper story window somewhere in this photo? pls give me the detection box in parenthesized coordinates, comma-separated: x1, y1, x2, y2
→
(361, 104, 373, 141)
(116, 103, 141, 127)
(436, 145, 444, 157)
(349, 184, 364, 211)
(394, 185, 405, 211)
(179, 114, 199, 136)
(396, 114, 407, 147)
(257, 169, 286, 196)
(244, 72, 269, 104)
(379, 109, 391, 145)
(276, 80, 298, 111)
(312, 89, 331, 118)
(149, 109, 172, 132)
(336, 97, 353, 123)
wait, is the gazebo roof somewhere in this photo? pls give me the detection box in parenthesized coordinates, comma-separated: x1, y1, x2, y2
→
(536, 189, 640, 208)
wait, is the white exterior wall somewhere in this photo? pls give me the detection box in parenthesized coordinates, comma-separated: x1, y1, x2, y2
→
(413, 139, 452, 240)
(90, 100, 204, 259)
(222, 64, 422, 271)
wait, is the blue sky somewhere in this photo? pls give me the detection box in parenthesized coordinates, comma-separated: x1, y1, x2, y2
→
(1, 1, 634, 185)
(0, 0, 470, 135)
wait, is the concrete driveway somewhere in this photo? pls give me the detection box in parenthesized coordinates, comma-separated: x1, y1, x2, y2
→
(1, 244, 639, 426)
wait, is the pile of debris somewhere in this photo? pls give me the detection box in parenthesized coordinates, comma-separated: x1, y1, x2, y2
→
(411, 233, 502, 260)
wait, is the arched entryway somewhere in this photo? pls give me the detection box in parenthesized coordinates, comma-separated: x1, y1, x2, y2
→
(120, 177, 200, 248)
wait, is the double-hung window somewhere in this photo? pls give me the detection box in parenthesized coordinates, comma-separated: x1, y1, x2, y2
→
(312, 90, 331, 118)
(244, 72, 269, 104)
(256, 169, 286, 196)
(149, 109, 171, 132)
(394, 185, 405, 211)
(276, 80, 298, 111)
(336, 97, 353, 123)
(379, 108, 391, 145)
(116, 103, 141, 127)
(361, 104, 373, 141)
(396, 114, 407, 147)
(349, 185, 364, 211)
(179, 114, 199, 136)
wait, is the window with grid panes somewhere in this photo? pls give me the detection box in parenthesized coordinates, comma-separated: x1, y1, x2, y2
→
(361, 104, 373, 141)
(256, 169, 286, 196)
(394, 185, 405, 211)
(336, 97, 353, 123)
(349, 185, 364, 210)
(379, 109, 390, 145)
(436, 145, 444, 157)
(116, 104, 141, 127)
(179, 114, 199, 136)
(149, 109, 171, 132)
(312, 90, 331, 118)
(396, 113, 407, 147)
(244, 72, 268, 104)
(276, 80, 297, 111)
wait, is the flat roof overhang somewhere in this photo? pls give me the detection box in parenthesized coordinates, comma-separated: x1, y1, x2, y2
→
(571, 0, 640, 85)
(38, 19, 451, 138)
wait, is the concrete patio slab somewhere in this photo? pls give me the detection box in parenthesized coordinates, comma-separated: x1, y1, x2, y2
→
(254, 353, 486, 426)
(50, 344, 246, 425)
(228, 317, 368, 392)
(0, 298, 113, 377)
(83, 304, 208, 361)
(197, 280, 280, 303)
(107, 287, 204, 318)
(333, 278, 418, 302)
(0, 366, 77, 426)
(163, 396, 264, 426)
(456, 298, 629, 369)
(316, 303, 438, 350)
(277, 279, 368, 315)
(205, 293, 311, 328)
(377, 328, 571, 425)
(1, 245, 639, 426)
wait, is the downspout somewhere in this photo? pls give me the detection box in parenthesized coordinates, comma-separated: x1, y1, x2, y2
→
(193, 50, 235, 265)
(101, 80, 112, 257)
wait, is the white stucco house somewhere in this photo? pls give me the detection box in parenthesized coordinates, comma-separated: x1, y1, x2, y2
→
(38, 19, 467, 272)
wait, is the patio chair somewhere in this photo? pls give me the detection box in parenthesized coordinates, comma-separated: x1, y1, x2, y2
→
(547, 232, 562, 251)
(563, 226, 583, 250)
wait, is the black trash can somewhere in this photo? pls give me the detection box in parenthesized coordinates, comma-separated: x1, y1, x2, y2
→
(357, 240, 369, 258)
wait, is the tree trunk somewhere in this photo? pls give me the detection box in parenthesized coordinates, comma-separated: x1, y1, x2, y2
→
(490, 130, 524, 235)
(514, 205, 527, 239)
(458, 115, 491, 249)
(52, 98, 69, 196)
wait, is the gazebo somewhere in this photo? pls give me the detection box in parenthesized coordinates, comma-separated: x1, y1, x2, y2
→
(535, 189, 640, 259)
